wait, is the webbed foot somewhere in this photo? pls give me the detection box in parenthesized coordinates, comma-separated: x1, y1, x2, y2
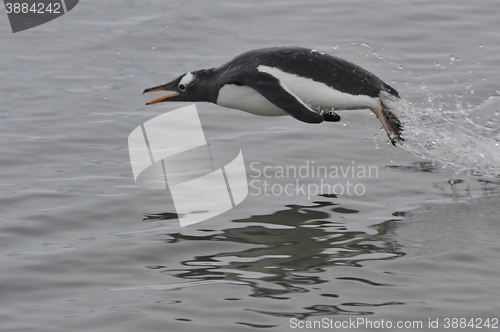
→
(322, 111, 341, 122)
(382, 107, 404, 146)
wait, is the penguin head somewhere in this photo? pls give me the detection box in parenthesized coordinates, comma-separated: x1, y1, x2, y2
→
(144, 69, 216, 105)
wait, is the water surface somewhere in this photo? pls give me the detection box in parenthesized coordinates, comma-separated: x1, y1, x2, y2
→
(1, 1, 500, 331)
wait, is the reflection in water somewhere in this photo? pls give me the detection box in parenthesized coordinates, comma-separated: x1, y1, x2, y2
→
(143, 200, 405, 318)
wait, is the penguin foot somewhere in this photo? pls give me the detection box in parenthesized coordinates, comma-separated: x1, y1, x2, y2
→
(382, 107, 404, 146)
(322, 110, 341, 122)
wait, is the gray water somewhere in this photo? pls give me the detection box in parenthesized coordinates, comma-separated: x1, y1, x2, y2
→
(1, 1, 500, 331)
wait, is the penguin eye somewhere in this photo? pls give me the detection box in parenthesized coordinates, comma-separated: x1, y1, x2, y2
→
(178, 83, 187, 91)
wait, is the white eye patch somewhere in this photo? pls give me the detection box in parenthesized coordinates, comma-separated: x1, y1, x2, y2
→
(179, 72, 194, 86)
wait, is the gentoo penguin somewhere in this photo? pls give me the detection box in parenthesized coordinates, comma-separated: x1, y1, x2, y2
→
(144, 46, 403, 144)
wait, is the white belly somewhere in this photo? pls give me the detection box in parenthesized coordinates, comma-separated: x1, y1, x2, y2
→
(216, 66, 381, 117)
(217, 84, 287, 116)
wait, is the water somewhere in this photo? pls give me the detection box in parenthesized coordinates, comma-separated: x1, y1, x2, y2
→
(1, 1, 500, 331)
(394, 96, 500, 176)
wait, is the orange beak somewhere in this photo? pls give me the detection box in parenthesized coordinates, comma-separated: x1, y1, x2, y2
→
(143, 87, 179, 105)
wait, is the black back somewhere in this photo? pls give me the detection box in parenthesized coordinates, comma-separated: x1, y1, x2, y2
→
(216, 47, 399, 98)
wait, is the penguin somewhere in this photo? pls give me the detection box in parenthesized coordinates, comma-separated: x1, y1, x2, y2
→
(143, 46, 403, 144)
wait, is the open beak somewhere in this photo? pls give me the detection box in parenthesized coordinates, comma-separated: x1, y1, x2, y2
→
(143, 85, 179, 105)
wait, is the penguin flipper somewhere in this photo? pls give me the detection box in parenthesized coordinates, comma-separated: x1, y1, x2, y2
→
(233, 71, 324, 124)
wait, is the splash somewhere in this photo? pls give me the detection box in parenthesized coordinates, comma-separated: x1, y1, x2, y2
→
(388, 96, 500, 177)
(333, 42, 500, 177)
